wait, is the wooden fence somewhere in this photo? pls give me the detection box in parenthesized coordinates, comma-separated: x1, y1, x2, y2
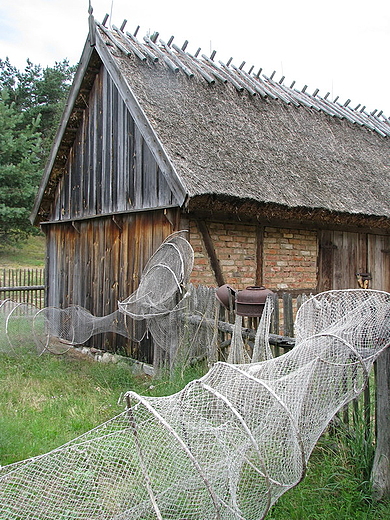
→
(0, 268, 45, 308)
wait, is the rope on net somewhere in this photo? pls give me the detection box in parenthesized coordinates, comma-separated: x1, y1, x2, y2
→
(0, 289, 389, 519)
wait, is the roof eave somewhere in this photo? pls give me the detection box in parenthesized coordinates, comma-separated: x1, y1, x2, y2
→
(30, 37, 96, 225)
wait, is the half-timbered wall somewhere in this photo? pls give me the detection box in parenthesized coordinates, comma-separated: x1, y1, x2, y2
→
(189, 220, 317, 291)
(190, 220, 390, 293)
(50, 66, 177, 222)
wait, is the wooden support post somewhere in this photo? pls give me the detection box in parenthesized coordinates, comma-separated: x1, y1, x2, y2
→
(256, 225, 264, 286)
(283, 292, 294, 337)
(371, 349, 390, 501)
(197, 220, 225, 287)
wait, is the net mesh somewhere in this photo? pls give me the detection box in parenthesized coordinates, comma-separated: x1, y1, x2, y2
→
(0, 288, 389, 519)
(0, 232, 202, 364)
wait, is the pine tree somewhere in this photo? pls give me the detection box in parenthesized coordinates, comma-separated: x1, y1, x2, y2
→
(0, 58, 75, 247)
(0, 92, 42, 246)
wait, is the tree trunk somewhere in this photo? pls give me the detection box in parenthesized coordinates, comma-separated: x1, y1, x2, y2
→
(371, 347, 390, 501)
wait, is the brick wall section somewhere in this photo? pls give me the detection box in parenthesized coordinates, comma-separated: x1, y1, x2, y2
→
(189, 220, 215, 286)
(189, 220, 257, 287)
(263, 228, 318, 290)
(189, 220, 318, 291)
(211, 221, 257, 287)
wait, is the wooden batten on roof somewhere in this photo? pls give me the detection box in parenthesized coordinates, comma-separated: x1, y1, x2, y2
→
(31, 15, 390, 228)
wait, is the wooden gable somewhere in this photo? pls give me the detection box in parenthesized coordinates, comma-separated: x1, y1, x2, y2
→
(49, 66, 179, 222)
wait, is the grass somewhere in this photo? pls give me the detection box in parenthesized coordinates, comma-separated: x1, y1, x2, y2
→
(0, 234, 45, 268)
(268, 433, 390, 519)
(0, 351, 203, 466)
(0, 351, 389, 518)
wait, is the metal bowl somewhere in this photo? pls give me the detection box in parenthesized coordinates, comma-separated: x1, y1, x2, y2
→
(215, 284, 237, 310)
(235, 286, 274, 317)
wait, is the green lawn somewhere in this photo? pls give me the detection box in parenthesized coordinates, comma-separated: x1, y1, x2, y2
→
(0, 234, 45, 268)
(0, 351, 201, 465)
(0, 352, 389, 519)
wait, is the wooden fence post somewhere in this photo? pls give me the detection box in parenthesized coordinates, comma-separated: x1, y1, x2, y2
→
(371, 348, 390, 501)
(282, 293, 294, 337)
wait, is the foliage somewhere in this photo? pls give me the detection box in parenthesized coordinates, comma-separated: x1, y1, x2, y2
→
(0, 58, 76, 159)
(0, 58, 76, 248)
(0, 93, 42, 246)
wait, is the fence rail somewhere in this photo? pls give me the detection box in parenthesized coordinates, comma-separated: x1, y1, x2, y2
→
(0, 268, 45, 308)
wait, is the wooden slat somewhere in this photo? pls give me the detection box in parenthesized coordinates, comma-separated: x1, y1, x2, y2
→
(31, 40, 96, 224)
(48, 67, 179, 224)
(134, 126, 143, 208)
(283, 292, 294, 337)
(95, 36, 187, 205)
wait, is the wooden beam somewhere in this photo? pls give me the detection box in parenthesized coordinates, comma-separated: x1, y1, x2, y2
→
(40, 205, 180, 226)
(187, 313, 295, 349)
(371, 349, 390, 500)
(196, 220, 225, 287)
(186, 202, 390, 236)
(256, 225, 264, 285)
(0, 285, 45, 292)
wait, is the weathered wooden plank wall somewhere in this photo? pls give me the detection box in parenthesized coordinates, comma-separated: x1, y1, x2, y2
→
(318, 230, 390, 293)
(368, 234, 390, 290)
(50, 67, 176, 223)
(43, 209, 176, 357)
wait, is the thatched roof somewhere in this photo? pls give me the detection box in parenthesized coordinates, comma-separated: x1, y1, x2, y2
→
(32, 16, 390, 225)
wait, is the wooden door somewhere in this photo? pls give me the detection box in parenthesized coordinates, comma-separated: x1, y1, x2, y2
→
(318, 230, 367, 292)
(318, 231, 390, 292)
(368, 234, 390, 292)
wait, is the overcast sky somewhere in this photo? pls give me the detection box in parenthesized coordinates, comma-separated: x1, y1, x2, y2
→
(1, 0, 389, 116)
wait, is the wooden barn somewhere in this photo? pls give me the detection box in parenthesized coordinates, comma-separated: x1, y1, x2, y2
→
(31, 13, 390, 357)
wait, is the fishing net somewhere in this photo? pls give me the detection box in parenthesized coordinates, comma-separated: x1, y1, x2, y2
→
(1, 289, 389, 519)
(146, 283, 218, 370)
(0, 232, 200, 362)
(118, 231, 194, 320)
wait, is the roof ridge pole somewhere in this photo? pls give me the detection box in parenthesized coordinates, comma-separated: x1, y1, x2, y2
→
(113, 27, 147, 62)
(159, 39, 194, 77)
(88, 1, 96, 47)
(175, 47, 215, 84)
(126, 31, 159, 62)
